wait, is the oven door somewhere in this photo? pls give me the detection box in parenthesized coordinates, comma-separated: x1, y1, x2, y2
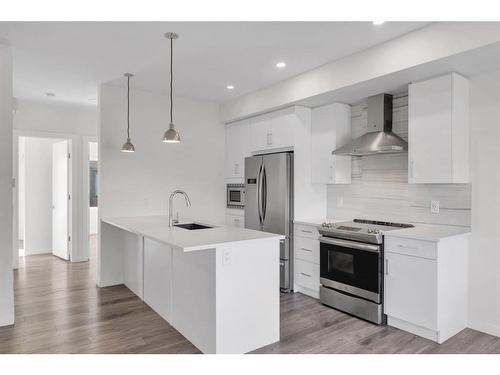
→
(320, 236, 382, 303)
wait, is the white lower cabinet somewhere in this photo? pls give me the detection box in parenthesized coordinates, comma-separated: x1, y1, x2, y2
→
(143, 238, 172, 322)
(384, 252, 437, 331)
(384, 234, 469, 344)
(293, 223, 320, 298)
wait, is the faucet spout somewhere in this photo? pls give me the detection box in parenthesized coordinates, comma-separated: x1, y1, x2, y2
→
(169, 190, 192, 227)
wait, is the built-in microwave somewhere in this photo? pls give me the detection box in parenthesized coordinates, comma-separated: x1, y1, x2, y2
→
(227, 183, 245, 209)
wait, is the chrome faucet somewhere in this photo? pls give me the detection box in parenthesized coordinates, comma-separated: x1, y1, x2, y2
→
(169, 190, 192, 227)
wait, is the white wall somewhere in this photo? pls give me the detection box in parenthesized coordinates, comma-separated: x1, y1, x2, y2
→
(13, 100, 98, 262)
(0, 44, 14, 326)
(23, 137, 58, 255)
(99, 84, 225, 224)
(468, 69, 500, 337)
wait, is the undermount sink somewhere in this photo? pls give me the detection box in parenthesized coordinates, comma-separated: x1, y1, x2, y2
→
(174, 223, 213, 230)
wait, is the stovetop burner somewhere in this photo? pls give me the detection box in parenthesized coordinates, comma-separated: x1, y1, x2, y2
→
(319, 218, 414, 244)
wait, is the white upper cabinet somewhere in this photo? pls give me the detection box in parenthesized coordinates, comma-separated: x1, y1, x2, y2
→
(225, 119, 250, 180)
(408, 73, 469, 183)
(249, 109, 295, 152)
(311, 103, 352, 184)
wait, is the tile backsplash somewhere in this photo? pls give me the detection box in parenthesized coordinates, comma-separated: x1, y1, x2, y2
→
(327, 95, 471, 227)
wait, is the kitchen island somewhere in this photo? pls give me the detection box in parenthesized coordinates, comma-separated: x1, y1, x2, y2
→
(99, 215, 283, 354)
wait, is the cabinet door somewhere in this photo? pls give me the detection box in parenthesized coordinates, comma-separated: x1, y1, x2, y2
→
(384, 252, 437, 330)
(409, 75, 453, 183)
(225, 120, 249, 179)
(269, 114, 295, 149)
(250, 118, 271, 152)
(311, 103, 351, 184)
(144, 238, 172, 322)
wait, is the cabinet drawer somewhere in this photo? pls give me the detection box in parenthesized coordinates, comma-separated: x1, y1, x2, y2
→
(294, 236, 319, 264)
(295, 259, 320, 292)
(294, 224, 319, 239)
(385, 236, 437, 260)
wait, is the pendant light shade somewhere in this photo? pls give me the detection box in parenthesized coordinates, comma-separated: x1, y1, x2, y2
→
(163, 123, 180, 143)
(163, 32, 181, 144)
(121, 73, 136, 153)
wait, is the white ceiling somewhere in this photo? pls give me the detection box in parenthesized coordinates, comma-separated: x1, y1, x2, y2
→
(0, 22, 430, 106)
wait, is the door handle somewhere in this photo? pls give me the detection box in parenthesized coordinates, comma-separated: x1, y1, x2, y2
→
(385, 259, 389, 275)
(300, 272, 312, 278)
(257, 163, 263, 226)
(261, 164, 267, 223)
(300, 247, 313, 252)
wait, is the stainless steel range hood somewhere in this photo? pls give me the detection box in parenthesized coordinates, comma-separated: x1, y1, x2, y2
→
(332, 93, 408, 156)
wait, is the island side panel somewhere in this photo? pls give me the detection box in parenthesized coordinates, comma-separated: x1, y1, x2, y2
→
(99, 222, 144, 298)
(143, 237, 173, 322)
(123, 234, 144, 299)
(171, 247, 217, 354)
(98, 222, 125, 287)
(215, 237, 281, 354)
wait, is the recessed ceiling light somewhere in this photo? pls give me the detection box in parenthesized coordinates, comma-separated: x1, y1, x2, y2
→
(226, 85, 235, 90)
(373, 21, 385, 25)
(46, 92, 56, 97)
(276, 62, 286, 69)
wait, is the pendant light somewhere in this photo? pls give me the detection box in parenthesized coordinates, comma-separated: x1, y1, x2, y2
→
(162, 32, 181, 143)
(121, 73, 136, 152)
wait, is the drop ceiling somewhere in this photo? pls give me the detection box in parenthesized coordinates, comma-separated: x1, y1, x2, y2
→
(0, 21, 430, 106)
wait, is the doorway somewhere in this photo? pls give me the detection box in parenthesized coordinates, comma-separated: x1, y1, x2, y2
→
(88, 141, 98, 260)
(17, 136, 72, 262)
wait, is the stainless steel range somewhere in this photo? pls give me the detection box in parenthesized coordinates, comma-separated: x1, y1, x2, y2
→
(319, 219, 413, 324)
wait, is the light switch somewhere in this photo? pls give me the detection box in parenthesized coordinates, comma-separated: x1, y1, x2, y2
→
(430, 200, 440, 214)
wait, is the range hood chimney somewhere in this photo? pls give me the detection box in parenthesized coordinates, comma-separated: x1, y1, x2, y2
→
(332, 93, 408, 156)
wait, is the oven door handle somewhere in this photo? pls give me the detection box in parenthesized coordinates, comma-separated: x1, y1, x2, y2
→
(319, 237, 381, 253)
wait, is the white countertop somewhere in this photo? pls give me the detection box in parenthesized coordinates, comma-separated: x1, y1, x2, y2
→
(293, 218, 348, 226)
(102, 215, 284, 252)
(384, 224, 471, 242)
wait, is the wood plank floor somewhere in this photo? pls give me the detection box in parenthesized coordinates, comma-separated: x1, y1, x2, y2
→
(1, 237, 499, 354)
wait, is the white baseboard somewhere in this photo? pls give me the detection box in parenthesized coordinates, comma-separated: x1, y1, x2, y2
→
(468, 320, 500, 338)
(25, 248, 51, 255)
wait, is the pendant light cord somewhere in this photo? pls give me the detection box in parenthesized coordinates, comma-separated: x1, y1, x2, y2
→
(170, 36, 173, 124)
(127, 74, 131, 139)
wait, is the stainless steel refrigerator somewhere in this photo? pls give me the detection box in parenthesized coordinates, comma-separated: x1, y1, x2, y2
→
(245, 152, 293, 292)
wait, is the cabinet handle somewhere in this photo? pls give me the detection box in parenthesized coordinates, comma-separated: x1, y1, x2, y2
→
(269, 133, 273, 145)
(385, 259, 389, 275)
(398, 244, 418, 250)
(300, 247, 313, 252)
(266, 133, 270, 145)
(330, 165, 334, 182)
(301, 230, 313, 234)
(410, 161, 414, 178)
(300, 272, 312, 278)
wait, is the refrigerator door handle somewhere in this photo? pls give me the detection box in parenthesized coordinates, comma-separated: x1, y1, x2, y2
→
(257, 163, 263, 226)
(262, 164, 267, 223)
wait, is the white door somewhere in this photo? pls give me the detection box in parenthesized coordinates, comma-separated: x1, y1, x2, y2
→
(269, 114, 295, 149)
(52, 140, 69, 260)
(408, 75, 453, 183)
(384, 252, 437, 330)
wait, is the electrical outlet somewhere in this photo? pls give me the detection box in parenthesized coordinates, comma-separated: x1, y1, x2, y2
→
(337, 197, 344, 207)
(430, 200, 440, 214)
(222, 249, 231, 265)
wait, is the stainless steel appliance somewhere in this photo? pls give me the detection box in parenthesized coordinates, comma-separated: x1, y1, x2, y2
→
(319, 219, 413, 324)
(245, 152, 293, 291)
(332, 93, 408, 156)
(226, 183, 245, 209)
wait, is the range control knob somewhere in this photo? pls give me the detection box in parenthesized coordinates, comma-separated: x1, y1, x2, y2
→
(322, 222, 333, 228)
